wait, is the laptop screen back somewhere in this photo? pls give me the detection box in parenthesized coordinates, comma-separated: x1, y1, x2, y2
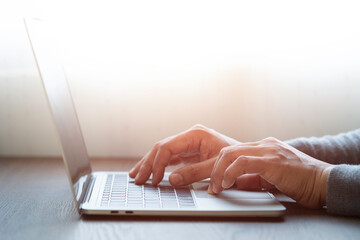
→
(25, 18, 92, 206)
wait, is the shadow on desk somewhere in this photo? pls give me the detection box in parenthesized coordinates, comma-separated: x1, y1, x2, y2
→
(82, 214, 285, 223)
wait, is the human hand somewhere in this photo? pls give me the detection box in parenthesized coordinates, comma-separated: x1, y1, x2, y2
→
(209, 137, 334, 208)
(129, 124, 239, 186)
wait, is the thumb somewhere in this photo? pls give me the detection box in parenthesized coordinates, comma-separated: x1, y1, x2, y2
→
(169, 157, 216, 186)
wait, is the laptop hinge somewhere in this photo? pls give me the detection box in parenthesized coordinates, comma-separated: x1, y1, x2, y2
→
(79, 174, 95, 205)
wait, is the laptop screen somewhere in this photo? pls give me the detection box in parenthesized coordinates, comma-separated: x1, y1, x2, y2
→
(25, 18, 92, 207)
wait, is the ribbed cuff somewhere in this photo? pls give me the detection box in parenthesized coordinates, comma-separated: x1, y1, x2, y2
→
(326, 165, 360, 216)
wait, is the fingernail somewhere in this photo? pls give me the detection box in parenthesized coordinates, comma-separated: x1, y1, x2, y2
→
(208, 185, 214, 194)
(222, 180, 232, 189)
(170, 173, 183, 185)
(135, 175, 140, 184)
(213, 184, 222, 194)
(212, 184, 218, 193)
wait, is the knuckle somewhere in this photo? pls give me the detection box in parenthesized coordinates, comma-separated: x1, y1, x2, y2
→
(263, 137, 278, 143)
(157, 142, 166, 151)
(189, 124, 212, 137)
(155, 141, 168, 152)
(237, 155, 248, 166)
(191, 124, 207, 130)
(220, 146, 232, 155)
(189, 128, 208, 137)
(153, 142, 161, 149)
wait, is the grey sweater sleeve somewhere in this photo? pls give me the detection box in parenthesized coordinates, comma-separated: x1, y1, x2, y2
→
(286, 129, 360, 216)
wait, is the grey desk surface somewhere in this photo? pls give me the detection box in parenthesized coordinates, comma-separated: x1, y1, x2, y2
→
(0, 157, 359, 240)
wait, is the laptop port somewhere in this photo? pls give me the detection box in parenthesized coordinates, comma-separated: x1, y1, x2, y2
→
(110, 211, 119, 214)
(125, 211, 133, 214)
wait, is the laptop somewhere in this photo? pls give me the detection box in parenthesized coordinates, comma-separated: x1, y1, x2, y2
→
(24, 18, 286, 217)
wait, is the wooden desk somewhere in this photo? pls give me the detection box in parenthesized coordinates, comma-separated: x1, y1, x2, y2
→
(1, 157, 359, 240)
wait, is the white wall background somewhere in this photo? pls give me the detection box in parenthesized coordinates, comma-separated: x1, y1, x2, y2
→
(1, 0, 360, 157)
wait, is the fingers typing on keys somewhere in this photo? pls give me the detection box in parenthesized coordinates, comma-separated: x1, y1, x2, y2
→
(169, 157, 217, 186)
(129, 124, 230, 186)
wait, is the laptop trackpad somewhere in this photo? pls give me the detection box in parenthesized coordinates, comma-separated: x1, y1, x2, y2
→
(192, 182, 273, 199)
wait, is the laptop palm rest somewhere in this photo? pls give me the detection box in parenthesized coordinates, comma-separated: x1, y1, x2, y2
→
(192, 182, 273, 199)
(192, 182, 282, 211)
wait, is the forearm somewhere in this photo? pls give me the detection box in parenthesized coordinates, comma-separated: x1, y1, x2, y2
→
(286, 129, 360, 165)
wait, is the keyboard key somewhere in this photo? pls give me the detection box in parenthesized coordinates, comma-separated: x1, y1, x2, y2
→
(100, 174, 196, 209)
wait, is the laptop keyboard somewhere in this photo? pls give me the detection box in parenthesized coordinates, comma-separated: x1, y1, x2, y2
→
(100, 174, 196, 209)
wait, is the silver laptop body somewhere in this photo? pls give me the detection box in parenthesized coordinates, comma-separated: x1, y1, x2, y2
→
(25, 18, 285, 217)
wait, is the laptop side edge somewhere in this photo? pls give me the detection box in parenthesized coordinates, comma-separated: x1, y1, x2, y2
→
(24, 17, 92, 212)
